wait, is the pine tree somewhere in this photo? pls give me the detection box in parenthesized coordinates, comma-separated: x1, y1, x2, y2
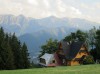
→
(4, 34, 15, 69)
(0, 27, 5, 44)
(0, 27, 30, 69)
(95, 29, 100, 59)
(0, 27, 5, 69)
(87, 27, 96, 50)
(21, 43, 30, 68)
(10, 34, 23, 69)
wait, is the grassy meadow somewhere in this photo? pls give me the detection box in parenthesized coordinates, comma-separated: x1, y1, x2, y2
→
(0, 64, 100, 74)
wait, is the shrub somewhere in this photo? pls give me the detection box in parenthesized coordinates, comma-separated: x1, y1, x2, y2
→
(83, 55, 95, 65)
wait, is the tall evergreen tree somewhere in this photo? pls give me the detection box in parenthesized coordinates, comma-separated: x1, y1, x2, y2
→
(10, 34, 23, 69)
(87, 27, 96, 50)
(21, 43, 30, 68)
(95, 29, 100, 59)
(0, 27, 5, 46)
(0, 27, 30, 70)
(4, 34, 15, 69)
(0, 27, 5, 69)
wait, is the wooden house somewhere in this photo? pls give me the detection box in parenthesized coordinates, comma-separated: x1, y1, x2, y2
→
(39, 53, 64, 67)
(39, 40, 89, 66)
(56, 40, 89, 66)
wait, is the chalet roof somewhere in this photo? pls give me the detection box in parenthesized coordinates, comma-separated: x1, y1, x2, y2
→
(60, 40, 70, 56)
(60, 41, 85, 60)
(68, 41, 84, 59)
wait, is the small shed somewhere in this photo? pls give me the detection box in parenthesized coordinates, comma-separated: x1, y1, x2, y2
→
(39, 53, 56, 67)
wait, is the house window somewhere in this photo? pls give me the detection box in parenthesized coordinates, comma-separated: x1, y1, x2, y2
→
(52, 60, 55, 63)
(63, 59, 65, 63)
(40, 58, 46, 64)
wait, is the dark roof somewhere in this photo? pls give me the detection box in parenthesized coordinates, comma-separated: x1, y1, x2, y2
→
(60, 40, 70, 56)
(60, 41, 85, 60)
(68, 41, 84, 59)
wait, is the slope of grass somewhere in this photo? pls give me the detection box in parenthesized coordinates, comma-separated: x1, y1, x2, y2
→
(0, 64, 100, 74)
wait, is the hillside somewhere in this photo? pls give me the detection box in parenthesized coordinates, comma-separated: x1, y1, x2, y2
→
(0, 64, 100, 74)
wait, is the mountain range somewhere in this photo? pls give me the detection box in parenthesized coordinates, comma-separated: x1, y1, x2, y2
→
(0, 14, 100, 58)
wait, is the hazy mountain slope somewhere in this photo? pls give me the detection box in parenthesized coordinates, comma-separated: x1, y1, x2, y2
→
(18, 27, 78, 58)
(0, 14, 100, 58)
(0, 15, 99, 36)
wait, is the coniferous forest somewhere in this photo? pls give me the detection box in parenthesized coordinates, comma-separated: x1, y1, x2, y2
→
(0, 27, 30, 70)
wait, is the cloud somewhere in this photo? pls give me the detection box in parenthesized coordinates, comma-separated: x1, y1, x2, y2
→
(71, 7, 82, 15)
(50, 0, 82, 18)
(43, 0, 50, 8)
(57, 0, 67, 12)
(0, 0, 100, 23)
(95, 3, 100, 9)
(27, 0, 38, 6)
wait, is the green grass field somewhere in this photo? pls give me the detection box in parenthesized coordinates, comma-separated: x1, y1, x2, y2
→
(0, 64, 100, 74)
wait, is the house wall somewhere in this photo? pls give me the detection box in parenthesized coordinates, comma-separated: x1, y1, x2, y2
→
(70, 61, 80, 66)
(54, 53, 62, 66)
(57, 43, 65, 55)
(67, 61, 71, 66)
(67, 61, 80, 66)
(67, 47, 88, 66)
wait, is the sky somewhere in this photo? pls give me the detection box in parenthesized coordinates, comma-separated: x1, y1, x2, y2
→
(0, 0, 100, 23)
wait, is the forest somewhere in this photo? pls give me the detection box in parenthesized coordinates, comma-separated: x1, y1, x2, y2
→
(0, 27, 30, 70)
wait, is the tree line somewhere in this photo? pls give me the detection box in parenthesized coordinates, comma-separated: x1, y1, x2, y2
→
(0, 27, 30, 70)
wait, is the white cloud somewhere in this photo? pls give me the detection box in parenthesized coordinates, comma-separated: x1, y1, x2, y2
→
(71, 7, 82, 15)
(57, 0, 66, 12)
(95, 3, 100, 9)
(27, 0, 38, 6)
(43, 0, 50, 8)
(0, 0, 100, 23)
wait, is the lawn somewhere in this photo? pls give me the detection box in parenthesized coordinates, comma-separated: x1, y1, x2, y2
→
(0, 64, 100, 74)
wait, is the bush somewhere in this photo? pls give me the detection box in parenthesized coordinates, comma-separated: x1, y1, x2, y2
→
(83, 55, 95, 65)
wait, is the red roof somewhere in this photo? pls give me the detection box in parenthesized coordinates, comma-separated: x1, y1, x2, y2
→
(47, 63, 56, 67)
